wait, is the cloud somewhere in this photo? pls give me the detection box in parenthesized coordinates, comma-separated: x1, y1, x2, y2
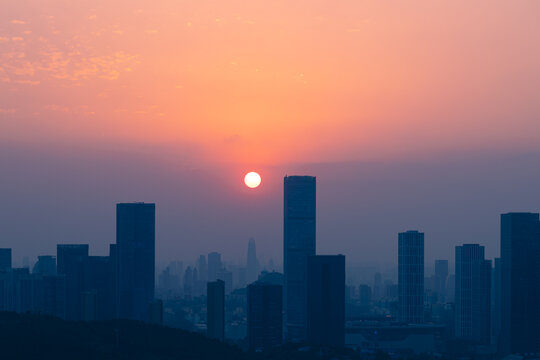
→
(10, 20, 26, 25)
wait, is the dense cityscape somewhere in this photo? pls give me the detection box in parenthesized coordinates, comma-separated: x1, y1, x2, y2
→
(0, 175, 538, 359)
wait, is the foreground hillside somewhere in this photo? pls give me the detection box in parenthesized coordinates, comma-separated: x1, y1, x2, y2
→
(0, 312, 247, 360)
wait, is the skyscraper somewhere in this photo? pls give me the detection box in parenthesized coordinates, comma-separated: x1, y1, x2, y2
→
(306, 255, 345, 348)
(57, 244, 89, 320)
(207, 252, 222, 282)
(434, 259, 448, 303)
(247, 282, 283, 351)
(284, 175, 316, 341)
(398, 230, 424, 324)
(0, 248, 12, 271)
(500, 213, 540, 354)
(246, 238, 259, 284)
(207, 279, 225, 341)
(491, 257, 501, 347)
(454, 244, 491, 344)
(116, 202, 155, 321)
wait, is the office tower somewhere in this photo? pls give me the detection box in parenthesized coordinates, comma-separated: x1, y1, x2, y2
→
(500, 213, 540, 354)
(109, 244, 117, 319)
(57, 244, 89, 320)
(434, 260, 448, 303)
(398, 230, 424, 324)
(217, 267, 233, 294)
(116, 202, 155, 321)
(83, 256, 114, 320)
(455, 244, 491, 344)
(39, 274, 66, 318)
(198, 255, 207, 282)
(247, 282, 283, 351)
(491, 257, 501, 347)
(0, 248, 12, 271)
(183, 267, 193, 297)
(208, 252, 222, 282)
(359, 284, 372, 307)
(306, 255, 345, 347)
(207, 280, 225, 341)
(247, 238, 260, 284)
(284, 175, 316, 341)
(32, 256, 56, 276)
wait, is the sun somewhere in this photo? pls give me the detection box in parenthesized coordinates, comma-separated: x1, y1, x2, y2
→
(244, 172, 261, 188)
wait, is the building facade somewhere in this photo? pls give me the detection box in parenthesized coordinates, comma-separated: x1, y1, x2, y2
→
(398, 230, 424, 324)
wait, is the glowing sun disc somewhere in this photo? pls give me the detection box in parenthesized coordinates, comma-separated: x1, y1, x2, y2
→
(244, 172, 261, 188)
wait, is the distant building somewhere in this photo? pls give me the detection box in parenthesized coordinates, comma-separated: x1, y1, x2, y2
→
(32, 256, 56, 276)
(359, 284, 372, 307)
(306, 255, 345, 347)
(500, 213, 540, 354)
(207, 252, 222, 282)
(197, 255, 207, 282)
(216, 268, 233, 294)
(57, 244, 88, 320)
(83, 256, 114, 320)
(434, 260, 448, 303)
(207, 280, 225, 341)
(246, 238, 260, 284)
(247, 282, 282, 351)
(0, 248, 12, 271)
(398, 231, 424, 324)
(116, 203, 155, 321)
(491, 257, 501, 347)
(284, 175, 316, 341)
(454, 244, 491, 344)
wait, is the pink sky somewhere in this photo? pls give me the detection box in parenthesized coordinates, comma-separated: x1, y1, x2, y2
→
(1, 0, 539, 165)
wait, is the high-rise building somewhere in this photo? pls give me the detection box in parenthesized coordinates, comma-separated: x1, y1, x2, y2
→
(247, 238, 260, 284)
(491, 257, 501, 347)
(0, 249, 12, 271)
(207, 280, 225, 341)
(434, 260, 448, 303)
(208, 252, 222, 282)
(116, 202, 155, 321)
(500, 213, 540, 354)
(398, 230, 424, 324)
(198, 255, 207, 282)
(284, 175, 316, 341)
(306, 255, 345, 347)
(454, 244, 491, 344)
(83, 255, 114, 320)
(57, 244, 89, 320)
(247, 282, 283, 351)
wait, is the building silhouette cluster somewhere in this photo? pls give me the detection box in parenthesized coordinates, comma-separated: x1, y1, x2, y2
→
(2, 176, 540, 357)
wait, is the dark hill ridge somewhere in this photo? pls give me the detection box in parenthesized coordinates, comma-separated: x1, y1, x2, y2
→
(0, 312, 246, 360)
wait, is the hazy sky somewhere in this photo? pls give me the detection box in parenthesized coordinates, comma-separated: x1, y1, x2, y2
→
(1, 1, 540, 271)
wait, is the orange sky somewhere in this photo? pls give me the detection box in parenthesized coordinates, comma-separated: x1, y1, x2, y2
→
(1, 0, 540, 165)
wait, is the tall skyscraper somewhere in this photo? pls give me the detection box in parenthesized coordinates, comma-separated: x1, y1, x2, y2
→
(434, 259, 448, 303)
(246, 238, 259, 284)
(57, 244, 89, 320)
(500, 213, 540, 354)
(306, 255, 345, 347)
(0, 248, 12, 271)
(284, 175, 316, 341)
(116, 202, 155, 321)
(247, 282, 283, 351)
(207, 252, 222, 282)
(398, 230, 424, 324)
(207, 280, 225, 341)
(454, 244, 491, 344)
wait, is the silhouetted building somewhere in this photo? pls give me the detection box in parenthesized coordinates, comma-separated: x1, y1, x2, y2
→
(247, 238, 259, 284)
(0, 248, 12, 271)
(306, 255, 345, 347)
(434, 260, 448, 303)
(83, 255, 114, 320)
(197, 255, 207, 282)
(207, 280, 225, 341)
(455, 244, 491, 344)
(491, 257, 501, 347)
(247, 282, 283, 351)
(116, 203, 155, 321)
(32, 255, 56, 276)
(500, 212, 540, 354)
(284, 175, 316, 341)
(57, 244, 88, 320)
(208, 252, 221, 282)
(359, 284, 372, 307)
(183, 266, 193, 297)
(39, 274, 66, 318)
(398, 230, 424, 324)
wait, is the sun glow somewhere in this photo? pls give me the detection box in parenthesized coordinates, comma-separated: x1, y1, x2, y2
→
(244, 172, 261, 188)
